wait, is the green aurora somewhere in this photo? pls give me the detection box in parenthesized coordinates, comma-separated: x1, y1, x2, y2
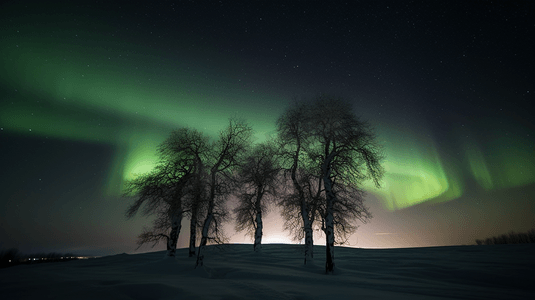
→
(1, 18, 533, 211)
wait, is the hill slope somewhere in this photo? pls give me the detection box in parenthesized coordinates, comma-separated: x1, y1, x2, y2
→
(1, 243, 534, 299)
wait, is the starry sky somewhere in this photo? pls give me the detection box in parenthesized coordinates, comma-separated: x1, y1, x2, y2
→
(1, 1, 534, 256)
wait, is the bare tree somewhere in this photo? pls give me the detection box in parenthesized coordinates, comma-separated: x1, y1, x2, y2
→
(161, 129, 210, 258)
(307, 95, 384, 274)
(164, 128, 210, 258)
(276, 102, 321, 264)
(124, 165, 187, 257)
(196, 118, 253, 267)
(234, 141, 280, 252)
(124, 127, 208, 257)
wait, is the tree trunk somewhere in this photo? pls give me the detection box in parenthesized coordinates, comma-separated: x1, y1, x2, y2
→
(323, 173, 335, 273)
(300, 189, 314, 263)
(196, 200, 214, 267)
(166, 237, 171, 251)
(253, 189, 264, 252)
(196, 166, 218, 267)
(303, 212, 314, 263)
(254, 210, 263, 252)
(190, 166, 203, 258)
(167, 210, 183, 257)
(199, 203, 213, 247)
(322, 148, 337, 274)
(290, 144, 314, 264)
(188, 212, 197, 257)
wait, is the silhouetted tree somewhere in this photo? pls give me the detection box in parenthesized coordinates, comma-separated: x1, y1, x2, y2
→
(196, 118, 253, 267)
(277, 96, 383, 273)
(307, 95, 383, 273)
(234, 141, 280, 252)
(159, 128, 210, 257)
(276, 102, 323, 264)
(124, 167, 184, 257)
(124, 127, 208, 257)
(475, 229, 535, 245)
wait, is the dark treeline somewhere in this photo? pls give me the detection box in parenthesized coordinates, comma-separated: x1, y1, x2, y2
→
(0, 248, 86, 268)
(475, 229, 535, 245)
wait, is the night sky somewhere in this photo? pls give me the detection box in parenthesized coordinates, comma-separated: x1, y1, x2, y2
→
(1, 1, 534, 256)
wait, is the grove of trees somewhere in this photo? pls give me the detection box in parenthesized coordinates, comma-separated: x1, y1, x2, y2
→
(124, 95, 384, 273)
(475, 229, 535, 245)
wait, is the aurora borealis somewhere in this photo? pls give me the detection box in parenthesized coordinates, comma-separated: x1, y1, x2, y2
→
(1, 1, 534, 256)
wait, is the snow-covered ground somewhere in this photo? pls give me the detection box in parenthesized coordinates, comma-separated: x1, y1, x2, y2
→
(1, 243, 533, 299)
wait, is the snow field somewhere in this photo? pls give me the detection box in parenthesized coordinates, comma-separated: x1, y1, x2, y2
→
(1, 243, 534, 299)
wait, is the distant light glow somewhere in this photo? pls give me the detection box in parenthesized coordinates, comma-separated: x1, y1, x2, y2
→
(262, 233, 294, 244)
